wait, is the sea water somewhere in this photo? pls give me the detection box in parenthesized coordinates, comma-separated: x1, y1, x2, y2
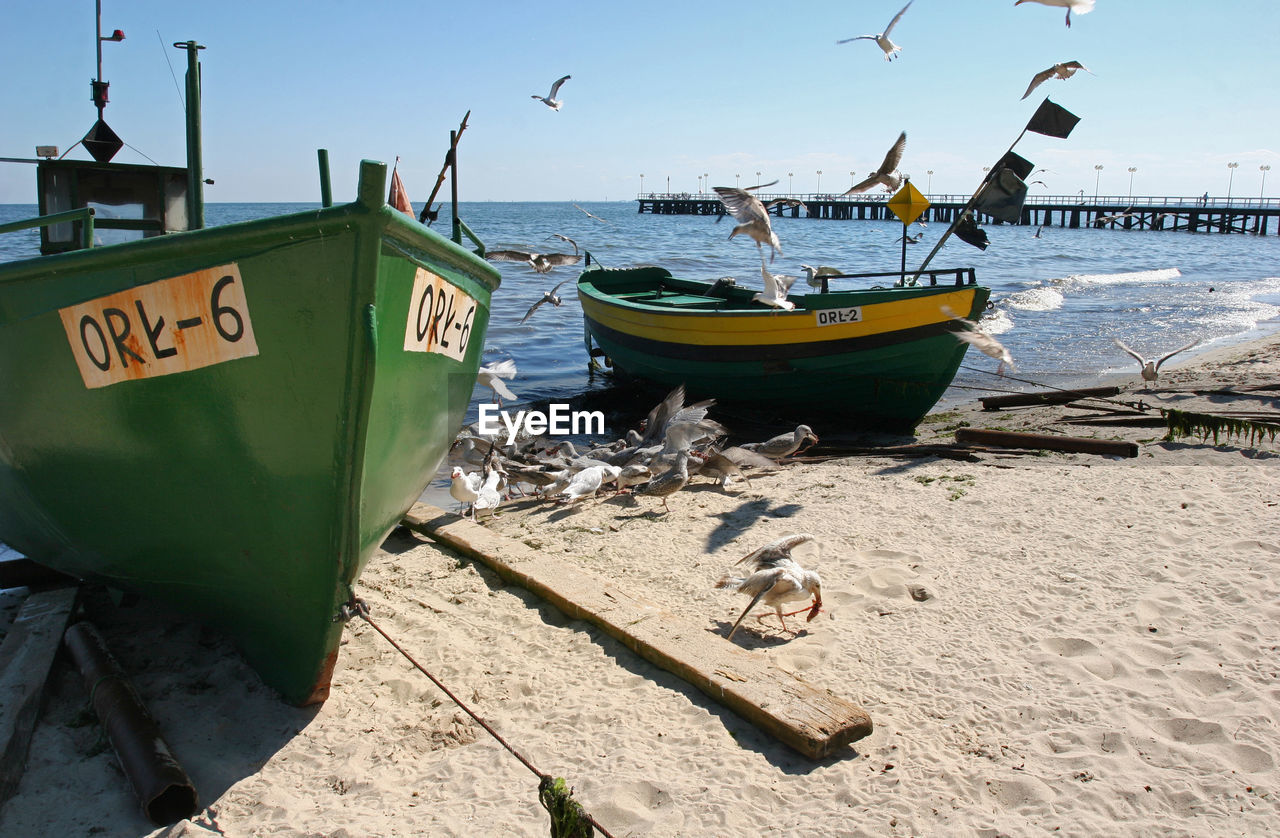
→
(4, 199, 1279, 428)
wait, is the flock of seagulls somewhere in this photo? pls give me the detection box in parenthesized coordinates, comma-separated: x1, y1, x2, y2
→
(445, 384, 827, 639)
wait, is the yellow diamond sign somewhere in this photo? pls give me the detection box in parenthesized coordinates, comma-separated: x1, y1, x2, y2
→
(887, 181, 930, 226)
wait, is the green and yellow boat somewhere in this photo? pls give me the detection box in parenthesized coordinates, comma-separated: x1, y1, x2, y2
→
(0, 31, 498, 704)
(578, 263, 990, 429)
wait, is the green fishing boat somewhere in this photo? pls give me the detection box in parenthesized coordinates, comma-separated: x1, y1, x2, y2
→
(0, 25, 498, 703)
(578, 263, 990, 429)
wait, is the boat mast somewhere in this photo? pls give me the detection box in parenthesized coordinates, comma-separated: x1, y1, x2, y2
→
(174, 40, 206, 230)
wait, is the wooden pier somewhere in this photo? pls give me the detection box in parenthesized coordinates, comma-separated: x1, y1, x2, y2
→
(638, 193, 1280, 236)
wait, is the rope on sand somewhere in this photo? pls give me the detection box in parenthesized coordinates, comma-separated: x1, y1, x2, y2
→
(339, 598, 614, 838)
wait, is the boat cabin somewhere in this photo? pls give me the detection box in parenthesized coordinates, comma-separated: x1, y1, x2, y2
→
(36, 158, 191, 254)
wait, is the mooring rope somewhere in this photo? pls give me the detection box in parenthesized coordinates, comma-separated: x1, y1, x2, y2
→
(341, 598, 615, 838)
(957, 363, 1150, 411)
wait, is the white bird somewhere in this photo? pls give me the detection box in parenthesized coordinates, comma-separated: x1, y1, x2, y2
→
(556, 464, 621, 504)
(472, 465, 505, 520)
(1112, 337, 1199, 386)
(477, 359, 518, 404)
(519, 280, 569, 324)
(716, 534, 823, 640)
(941, 306, 1016, 374)
(449, 466, 482, 517)
(532, 74, 571, 110)
(714, 181, 782, 264)
(1015, 0, 1095, 28)
(741, 425, 819, 460)
(842, 131, 907, 195)
(799, 264, 843, 292)
(754, 266, 797, 311)
(1021, 60, 1092, 100)
(547, 233, 579, 254)
(836, 1, 913, 61)
(486, 249, 581, 274)
(572, 203, 609, 224)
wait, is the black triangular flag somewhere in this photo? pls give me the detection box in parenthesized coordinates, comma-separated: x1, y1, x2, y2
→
(1026, 98, 1080, 139)
(954, 213, 990, 250)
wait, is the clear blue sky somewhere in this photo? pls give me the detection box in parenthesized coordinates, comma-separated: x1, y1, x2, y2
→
(2, 1, 1277, 203)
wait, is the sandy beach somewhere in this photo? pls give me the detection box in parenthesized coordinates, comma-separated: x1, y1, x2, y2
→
(2, 332, 1278, 837)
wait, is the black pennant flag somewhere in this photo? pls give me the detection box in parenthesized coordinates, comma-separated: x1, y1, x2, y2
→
(954, 213, 990, 250)
(994, 151, 1035, 181)
(976, 167, 1030, 224)
(1026, 98, 1080, 139)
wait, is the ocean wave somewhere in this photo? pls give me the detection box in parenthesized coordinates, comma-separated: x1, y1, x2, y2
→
(1002, 286, 1063, 312)
(977, 308, 1015, 335)
(1053, 267, 1182, 288)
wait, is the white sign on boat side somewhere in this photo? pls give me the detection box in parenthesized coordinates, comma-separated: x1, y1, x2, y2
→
(814, 306, 862, 327)
(59, 262, 260, 389)
(403, 266, 478, 363)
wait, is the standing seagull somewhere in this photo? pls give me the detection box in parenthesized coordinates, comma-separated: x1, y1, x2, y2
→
(716, 534, 823, 640)
(800, 264, 843, 292)
(741, 424, 819, 460)
(1021, 60, 1092, 99)
(1112, 338, 1199, 386)
(1014, 0, 1095, 28)
(942, 306, 1015, 374)
(477, 359, 518, 405)
(842, 131, 908, 195)
(836, 1, 913, 61)
(531, 74, 571, 110)
(519, 280, 569, 323)
(714, 180, 782, 264)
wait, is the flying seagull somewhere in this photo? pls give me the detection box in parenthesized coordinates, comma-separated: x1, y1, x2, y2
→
(941, 306, 1016, 374)
(547, 233, 579, 254)
(1112, 338, 1199, 385)
(716, 534, 823, 640)
(572, 203, 609, 224)
(1022, 60, 1092, 100)
(532, 74, 571, 110)
(1014, 0, 1095, 28)
(836, 1, 913, 61)
(519, 280, 569, 323)
(485, 249, 581, 273)
(753, 266, 797, 311)
(842, 131, 907, 195)
(714, 180, 782, 264)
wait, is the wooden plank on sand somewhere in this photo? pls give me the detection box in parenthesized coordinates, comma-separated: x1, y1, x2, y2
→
(980, 386, 1120, 410)
(0, 586, 79, 807)
(401, 503, 873, 759)
(955, 427, 1139, 458)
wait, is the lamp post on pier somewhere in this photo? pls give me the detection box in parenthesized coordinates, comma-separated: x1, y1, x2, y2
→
(735, 173, 740, 188)
(666, 175, 670, 195)
(926, 170, 933, 195)
(816, 170, 822, 193)
(755, 170, 761, 188)
(1093, 164, 1103, 201)
(1227, 162, 1238, 201)
(703, 172, 708, 195)
(1127, 167, 1137, 201)
(788, 172, 793, 194)
(1262, 165, 1272, 199)
(639, 173, 644, 195)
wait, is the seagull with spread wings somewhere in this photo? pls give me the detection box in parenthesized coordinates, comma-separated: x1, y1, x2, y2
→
(941, 306, 1016, 374)
(842, 131, 908, 195)
(714, 180, 782, 264)
(477, 359, 518, 405)
(716, 534, 823, 640)
(836, 1, 913, 61)
(485, 249, 581, 274)
(1021, 60, 1092, 100)
(1112, 338, 1199, 386)
(753, 266, 797, 311)
(519, 280, 569, 323)
(531, 74, 571, 110)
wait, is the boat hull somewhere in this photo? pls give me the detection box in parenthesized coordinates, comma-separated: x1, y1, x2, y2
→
(0, 161, 499, 704)
(578, 266, 990, 429)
